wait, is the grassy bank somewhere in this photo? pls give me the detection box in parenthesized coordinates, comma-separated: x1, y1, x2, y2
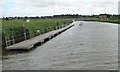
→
(2, 19, 72, 48)
(3, 19, 72, 35)
(96, 19, 120, 24)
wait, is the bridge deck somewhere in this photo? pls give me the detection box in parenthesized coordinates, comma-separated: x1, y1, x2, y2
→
(6, 23, 74, 50)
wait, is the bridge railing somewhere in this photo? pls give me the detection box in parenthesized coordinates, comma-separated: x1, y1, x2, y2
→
(2, 24, 68, 48)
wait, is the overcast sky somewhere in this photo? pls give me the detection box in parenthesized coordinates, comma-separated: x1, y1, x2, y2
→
(0, 0, 119, 17)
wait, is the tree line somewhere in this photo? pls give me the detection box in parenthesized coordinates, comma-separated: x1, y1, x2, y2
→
(2, 14, 120, 20)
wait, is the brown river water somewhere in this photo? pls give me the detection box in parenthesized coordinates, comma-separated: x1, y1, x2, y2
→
(2, 21, 119, 70)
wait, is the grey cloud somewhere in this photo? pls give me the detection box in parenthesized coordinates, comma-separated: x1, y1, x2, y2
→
(33, 2, 71, 7)
(15, 0, 81, 8)
(92, 2, 115, 7)
(2, 0, 118, 17)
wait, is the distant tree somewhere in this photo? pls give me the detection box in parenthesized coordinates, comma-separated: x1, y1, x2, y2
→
(17, 17, 21, 19)
(5, 17, 9, 20)
(24, 16, 28, 19)
(35, 16, 39, 19)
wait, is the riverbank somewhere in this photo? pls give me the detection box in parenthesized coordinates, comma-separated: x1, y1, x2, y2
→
(2, 22, 74, 56)
(2, 19, 72, 49)
(96, 20, 120, 24)
(6, 24, 74, 50)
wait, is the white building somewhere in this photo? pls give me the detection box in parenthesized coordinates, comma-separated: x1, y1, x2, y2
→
(118, 1, 120, 14)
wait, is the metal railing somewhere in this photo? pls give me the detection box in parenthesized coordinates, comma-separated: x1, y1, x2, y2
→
(3, 24, 68, 47)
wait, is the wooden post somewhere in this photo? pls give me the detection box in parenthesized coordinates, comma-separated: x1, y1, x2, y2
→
(56, 26, 57, 30)
(8, 36, 11, 46)
(42, 29, 45, 34)
(30, 32, 33, 39)
(62, 25, 63, 28)
(23, 24, 27, 40)
(37, 30, 40, 35)
(24, 32, 27, 40)
(5, 35, 11, 47)
(12, 35, 15, 44)
(5, 36, 8, 47)
(11, 30, 15, 45)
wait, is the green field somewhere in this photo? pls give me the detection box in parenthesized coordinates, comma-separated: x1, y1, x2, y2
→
(2, 19, 72, 37)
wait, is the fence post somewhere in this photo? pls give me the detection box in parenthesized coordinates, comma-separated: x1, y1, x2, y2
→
(11, 30, 15, 45)
(42, 29, 44, 34)
(24, 32, 27, 40)
(5, 35, 10, 47)
(37, 30, 40, 35)
(23, 24, 27, 40)
(30, 32, 32, 39)
(5, 36, 8, 47)
(12, 35, 15, 45)
(56, 26, 57, 30)
(62, 25, 63, 28)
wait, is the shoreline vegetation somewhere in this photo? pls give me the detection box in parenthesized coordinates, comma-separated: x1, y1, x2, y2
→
(96, 20, 120, 24)
(2, 19, 72, 50)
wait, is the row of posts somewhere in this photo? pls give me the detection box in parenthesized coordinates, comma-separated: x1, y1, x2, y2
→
(4, 24, 68, 47)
